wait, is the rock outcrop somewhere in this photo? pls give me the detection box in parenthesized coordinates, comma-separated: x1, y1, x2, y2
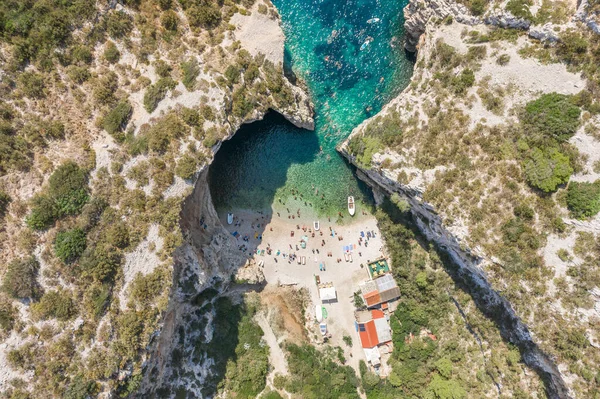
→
(403, 0, 479, 51)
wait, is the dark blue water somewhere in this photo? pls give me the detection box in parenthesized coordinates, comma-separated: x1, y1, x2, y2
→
(210, 0, 414, 218)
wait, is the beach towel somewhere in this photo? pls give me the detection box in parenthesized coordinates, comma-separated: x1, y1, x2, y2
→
(360, 231, 365, 237)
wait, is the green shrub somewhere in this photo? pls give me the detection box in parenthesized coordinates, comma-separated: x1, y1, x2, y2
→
(225, 65, 241, 85)
(26, 161, 89, 230)
(63, 375, 97, 399)
(104, 41, 120, 64)
(181, 59, 200, 91)
(0, 191, 11, 218)
(71, 45, 93, 64)
(0, 298, 16, 332)
(505, 0, 533, 20)
(1, 257, 40, 300)
(79, 242, 122, 282)
(469, 0, 487, 15)
(67, 65, 91, 84)
(105, 222, 130, 249)
(54, 228, 87, 264)
(32, 289, 76, 321)
(521, 93, 581, 142)
(154, 60, 172, 78)
(143, 77, 176, 113)
(18, 72, 46, 99)
(102, 101, 132, 137)
(105, 10, 133, 39)
(566, 181, 600, 219)
(523, 147, 572, 192)
(450, 69, 475, 94)
(93, 72, 119, 106)
(161, 10, 179, 31)
(180, 107, 201, 126)
(496, 54, 511, 65)
(144, 113, 189, 153)
(175, 153, 198, 180)
(185, 4, 221, 29)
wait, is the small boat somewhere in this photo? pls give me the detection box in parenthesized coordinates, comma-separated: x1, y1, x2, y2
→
(315, 305, 323, 322)
(367, 17, 380, 24)
(348, 196, 355, 216)
(314, 221, 320, 231)
(227, 213, 233, 225)
(360, 40, 370, 51)
(319, 323, 328, 336)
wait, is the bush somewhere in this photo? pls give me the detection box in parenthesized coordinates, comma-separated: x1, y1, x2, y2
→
(225, 65, 241, 85)
(144, 113, 189, 153)
(0, 191, 11, 218)
(31, 289, 76, 321)
(102, 101, 132, 136)
(469, 0, 487, 15)
(63, 375, 97, 399)
(54, 228, 87, 264)
(93, 72, 119, 106)
(523, 147, 572, 192)
(79, 243, 122, 282)
(18, 72, 45, 99)
(521, 93, 581, 142)
(154, 60, 172, 78)
(0, 298, 16, 332)
(1, 257, 40, 300)
(175, 153, 198, 180)
(181, 59, 200, 91)
(104, 41, 120, 63)
(180, 107, 201, 126)
(450, 69, 475, 94)
(26, 161, 89, 230)
(496, 53, 511, 65)
(186, 4, 221, 29)
(106, 10, 133, 39)
(161, 10, 179, 31)
(566, 181, 600, 219)
(143, 77, 176, 113)
(71, 45, 93, 64)
(505, 0, 533, 20)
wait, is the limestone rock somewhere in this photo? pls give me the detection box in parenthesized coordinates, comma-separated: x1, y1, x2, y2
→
(528, 23, 561, 43)
(403, 0, 480, 52)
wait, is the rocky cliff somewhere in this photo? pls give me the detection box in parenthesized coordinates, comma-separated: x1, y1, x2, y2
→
(340, 1, 600, 396)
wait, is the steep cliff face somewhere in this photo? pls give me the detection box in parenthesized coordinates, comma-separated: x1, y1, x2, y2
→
(339, 2, 600, 396)
(340, 151, 572, 398)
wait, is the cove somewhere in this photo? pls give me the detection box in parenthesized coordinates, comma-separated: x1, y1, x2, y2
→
(209, 0, 414, 217)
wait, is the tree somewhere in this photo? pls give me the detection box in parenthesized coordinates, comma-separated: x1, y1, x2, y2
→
(523, 147, 572, 192)
(1, 257, 41, 300)
(427, 375, 466, 399)
(566, 180, 600, 219)
(54, 228, 87, 264)
(521, 93, 581, 142)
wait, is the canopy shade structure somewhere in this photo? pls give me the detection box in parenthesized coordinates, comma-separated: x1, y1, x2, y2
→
(319, 286, 337, 302)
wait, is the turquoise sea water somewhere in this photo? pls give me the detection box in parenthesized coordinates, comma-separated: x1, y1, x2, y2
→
(209, 0, 414, 218)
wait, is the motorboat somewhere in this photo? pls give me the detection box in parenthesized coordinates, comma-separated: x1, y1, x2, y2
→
(314, 220, 320, 231)
(348, 196, 355, 216)
(360, 40, 370, 51)
(319, 323, 328, 336)
(367, 17, 380, 24)
(227, 213, 233, 225)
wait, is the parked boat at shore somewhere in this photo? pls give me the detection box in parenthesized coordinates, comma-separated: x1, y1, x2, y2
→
(227, 213, 233, 225)
(348, 196, 355, 216)
(314, 220, 320, 231)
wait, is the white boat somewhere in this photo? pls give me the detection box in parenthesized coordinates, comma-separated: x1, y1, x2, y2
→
(315, 305, 323, 323)
(348, 196, 355, 216)
(367, 17, 380, 24)
(227, 213, 233, 225)
(319, 323, 328, 336)
(314, 221, 320, 231)
(360, 40, 370, 51)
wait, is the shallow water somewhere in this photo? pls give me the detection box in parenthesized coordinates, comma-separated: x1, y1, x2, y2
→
(209, 0, 414, 218)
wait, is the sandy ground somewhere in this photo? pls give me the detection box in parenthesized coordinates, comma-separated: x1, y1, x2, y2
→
(221, 207, 387, 373)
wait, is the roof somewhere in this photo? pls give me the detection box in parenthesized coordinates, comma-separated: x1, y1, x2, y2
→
(374, 317, 392, 343)
(319, 287, 337, 301)
(358, 320, 379, 348)
(364, 291, 382, 307)
(360, 274, 400, 308)
(375, 274, 397, 292)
